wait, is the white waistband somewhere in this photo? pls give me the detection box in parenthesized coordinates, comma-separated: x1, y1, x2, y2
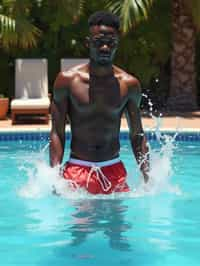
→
(68, 157, 120, 167)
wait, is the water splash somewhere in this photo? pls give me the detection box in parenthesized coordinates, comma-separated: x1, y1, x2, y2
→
(18, 145, 90, 199)
(18, 129, 181, 200)
(18, 94, 181, 199)
(132, 133, 181, 197)
(131, 93, 181, 196)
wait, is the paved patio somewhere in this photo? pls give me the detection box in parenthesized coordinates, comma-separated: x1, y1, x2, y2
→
(0, 111, 200, 132)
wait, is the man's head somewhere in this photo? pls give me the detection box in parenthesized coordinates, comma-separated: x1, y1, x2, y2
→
(87, 11, 120, 65)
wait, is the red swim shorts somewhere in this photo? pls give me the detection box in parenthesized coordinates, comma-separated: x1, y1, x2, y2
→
(62, 158, 130, 194)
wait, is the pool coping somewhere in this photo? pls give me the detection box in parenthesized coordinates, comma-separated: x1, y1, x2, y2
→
(0, 126, 200, 133)
(1, 126, 200, 142)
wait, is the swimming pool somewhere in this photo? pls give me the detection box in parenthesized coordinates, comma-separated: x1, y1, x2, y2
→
(1, 131, 200, 266)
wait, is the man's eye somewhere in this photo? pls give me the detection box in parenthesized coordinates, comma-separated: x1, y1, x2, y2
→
(91, 37, 118, 47)
(93, 39, 101, 45)
(110, 38, 118, 45)
(92, 38, 100, 43)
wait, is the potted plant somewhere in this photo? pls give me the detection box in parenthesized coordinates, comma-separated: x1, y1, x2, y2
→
(0, 94, 9, 119)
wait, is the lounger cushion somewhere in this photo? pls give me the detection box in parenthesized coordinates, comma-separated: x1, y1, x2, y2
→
(11, 97, 50, 110)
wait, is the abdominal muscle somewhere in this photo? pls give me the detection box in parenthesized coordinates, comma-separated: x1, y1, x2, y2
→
(70, 122, 121, 162)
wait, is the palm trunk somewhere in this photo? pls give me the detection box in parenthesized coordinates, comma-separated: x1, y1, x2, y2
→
(167, 0, 198, 111)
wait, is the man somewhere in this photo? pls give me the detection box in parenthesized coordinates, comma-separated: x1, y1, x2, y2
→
(50, 11, 149, 194)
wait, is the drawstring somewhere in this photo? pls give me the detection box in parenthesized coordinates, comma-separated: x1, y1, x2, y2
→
(86, 165, 112, 192)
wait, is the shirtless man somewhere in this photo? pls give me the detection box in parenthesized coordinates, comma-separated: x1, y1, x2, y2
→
(50, 11, 149, 194)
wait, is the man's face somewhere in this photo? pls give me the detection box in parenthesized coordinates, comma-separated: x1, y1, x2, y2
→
(88, 25, 119, 65)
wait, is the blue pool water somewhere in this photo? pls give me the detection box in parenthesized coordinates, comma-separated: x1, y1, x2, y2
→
(1, 133, 200, 266)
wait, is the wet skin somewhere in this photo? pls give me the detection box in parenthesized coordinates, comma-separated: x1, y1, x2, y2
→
(50, 25, 149, 181)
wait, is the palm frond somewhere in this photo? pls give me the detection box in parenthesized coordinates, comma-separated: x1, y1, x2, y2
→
(107, 0, 154, 33)
(0, 0, 41, 49)
(0, 14, 15, 32)
(1, 20, 41, 49)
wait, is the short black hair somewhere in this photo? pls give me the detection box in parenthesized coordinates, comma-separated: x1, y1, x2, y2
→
(88, 11, 120, 32)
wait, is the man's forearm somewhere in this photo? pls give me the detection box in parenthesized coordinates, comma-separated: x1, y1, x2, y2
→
(131, 134, 150, 182)
(49, 131, 65, 167)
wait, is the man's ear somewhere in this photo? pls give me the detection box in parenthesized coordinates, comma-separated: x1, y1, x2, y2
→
(85, 37, 90, 48)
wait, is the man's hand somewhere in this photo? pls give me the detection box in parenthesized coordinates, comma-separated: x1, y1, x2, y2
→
(132, 134, 150, 183)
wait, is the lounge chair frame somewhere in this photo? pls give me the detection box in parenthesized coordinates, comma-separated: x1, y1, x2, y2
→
(11, 59, 50, 124)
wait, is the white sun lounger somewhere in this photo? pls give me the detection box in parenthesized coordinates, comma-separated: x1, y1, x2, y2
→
(11, 59, 50, 124)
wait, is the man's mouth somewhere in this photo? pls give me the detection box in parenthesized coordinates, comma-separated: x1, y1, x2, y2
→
(99, 53, 110, 58)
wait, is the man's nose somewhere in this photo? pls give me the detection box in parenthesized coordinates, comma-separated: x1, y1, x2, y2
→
(100, 44, 110, 51)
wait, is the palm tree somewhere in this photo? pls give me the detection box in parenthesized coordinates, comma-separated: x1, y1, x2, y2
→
(167, 0, 200, 111)
(107, 0, 200, 111)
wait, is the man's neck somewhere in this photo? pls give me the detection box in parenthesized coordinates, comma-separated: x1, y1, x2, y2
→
(89, 61, 114, 77)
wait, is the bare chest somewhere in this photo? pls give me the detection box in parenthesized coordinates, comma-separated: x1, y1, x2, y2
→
(69, 75, 127, 111)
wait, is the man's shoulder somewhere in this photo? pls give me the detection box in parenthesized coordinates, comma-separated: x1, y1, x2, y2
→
(54, 63, 89, 89)
(114, 65, 141, 91)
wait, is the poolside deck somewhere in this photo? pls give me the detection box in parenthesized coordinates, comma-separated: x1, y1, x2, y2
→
(0, 111, 200, 132)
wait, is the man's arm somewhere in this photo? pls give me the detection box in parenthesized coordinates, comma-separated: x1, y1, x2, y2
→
(125, 78, 150, 182)
(49, 73, 69, 167)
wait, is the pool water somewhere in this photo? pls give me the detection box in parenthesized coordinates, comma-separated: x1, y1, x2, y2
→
(1, 137, 200, 266)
